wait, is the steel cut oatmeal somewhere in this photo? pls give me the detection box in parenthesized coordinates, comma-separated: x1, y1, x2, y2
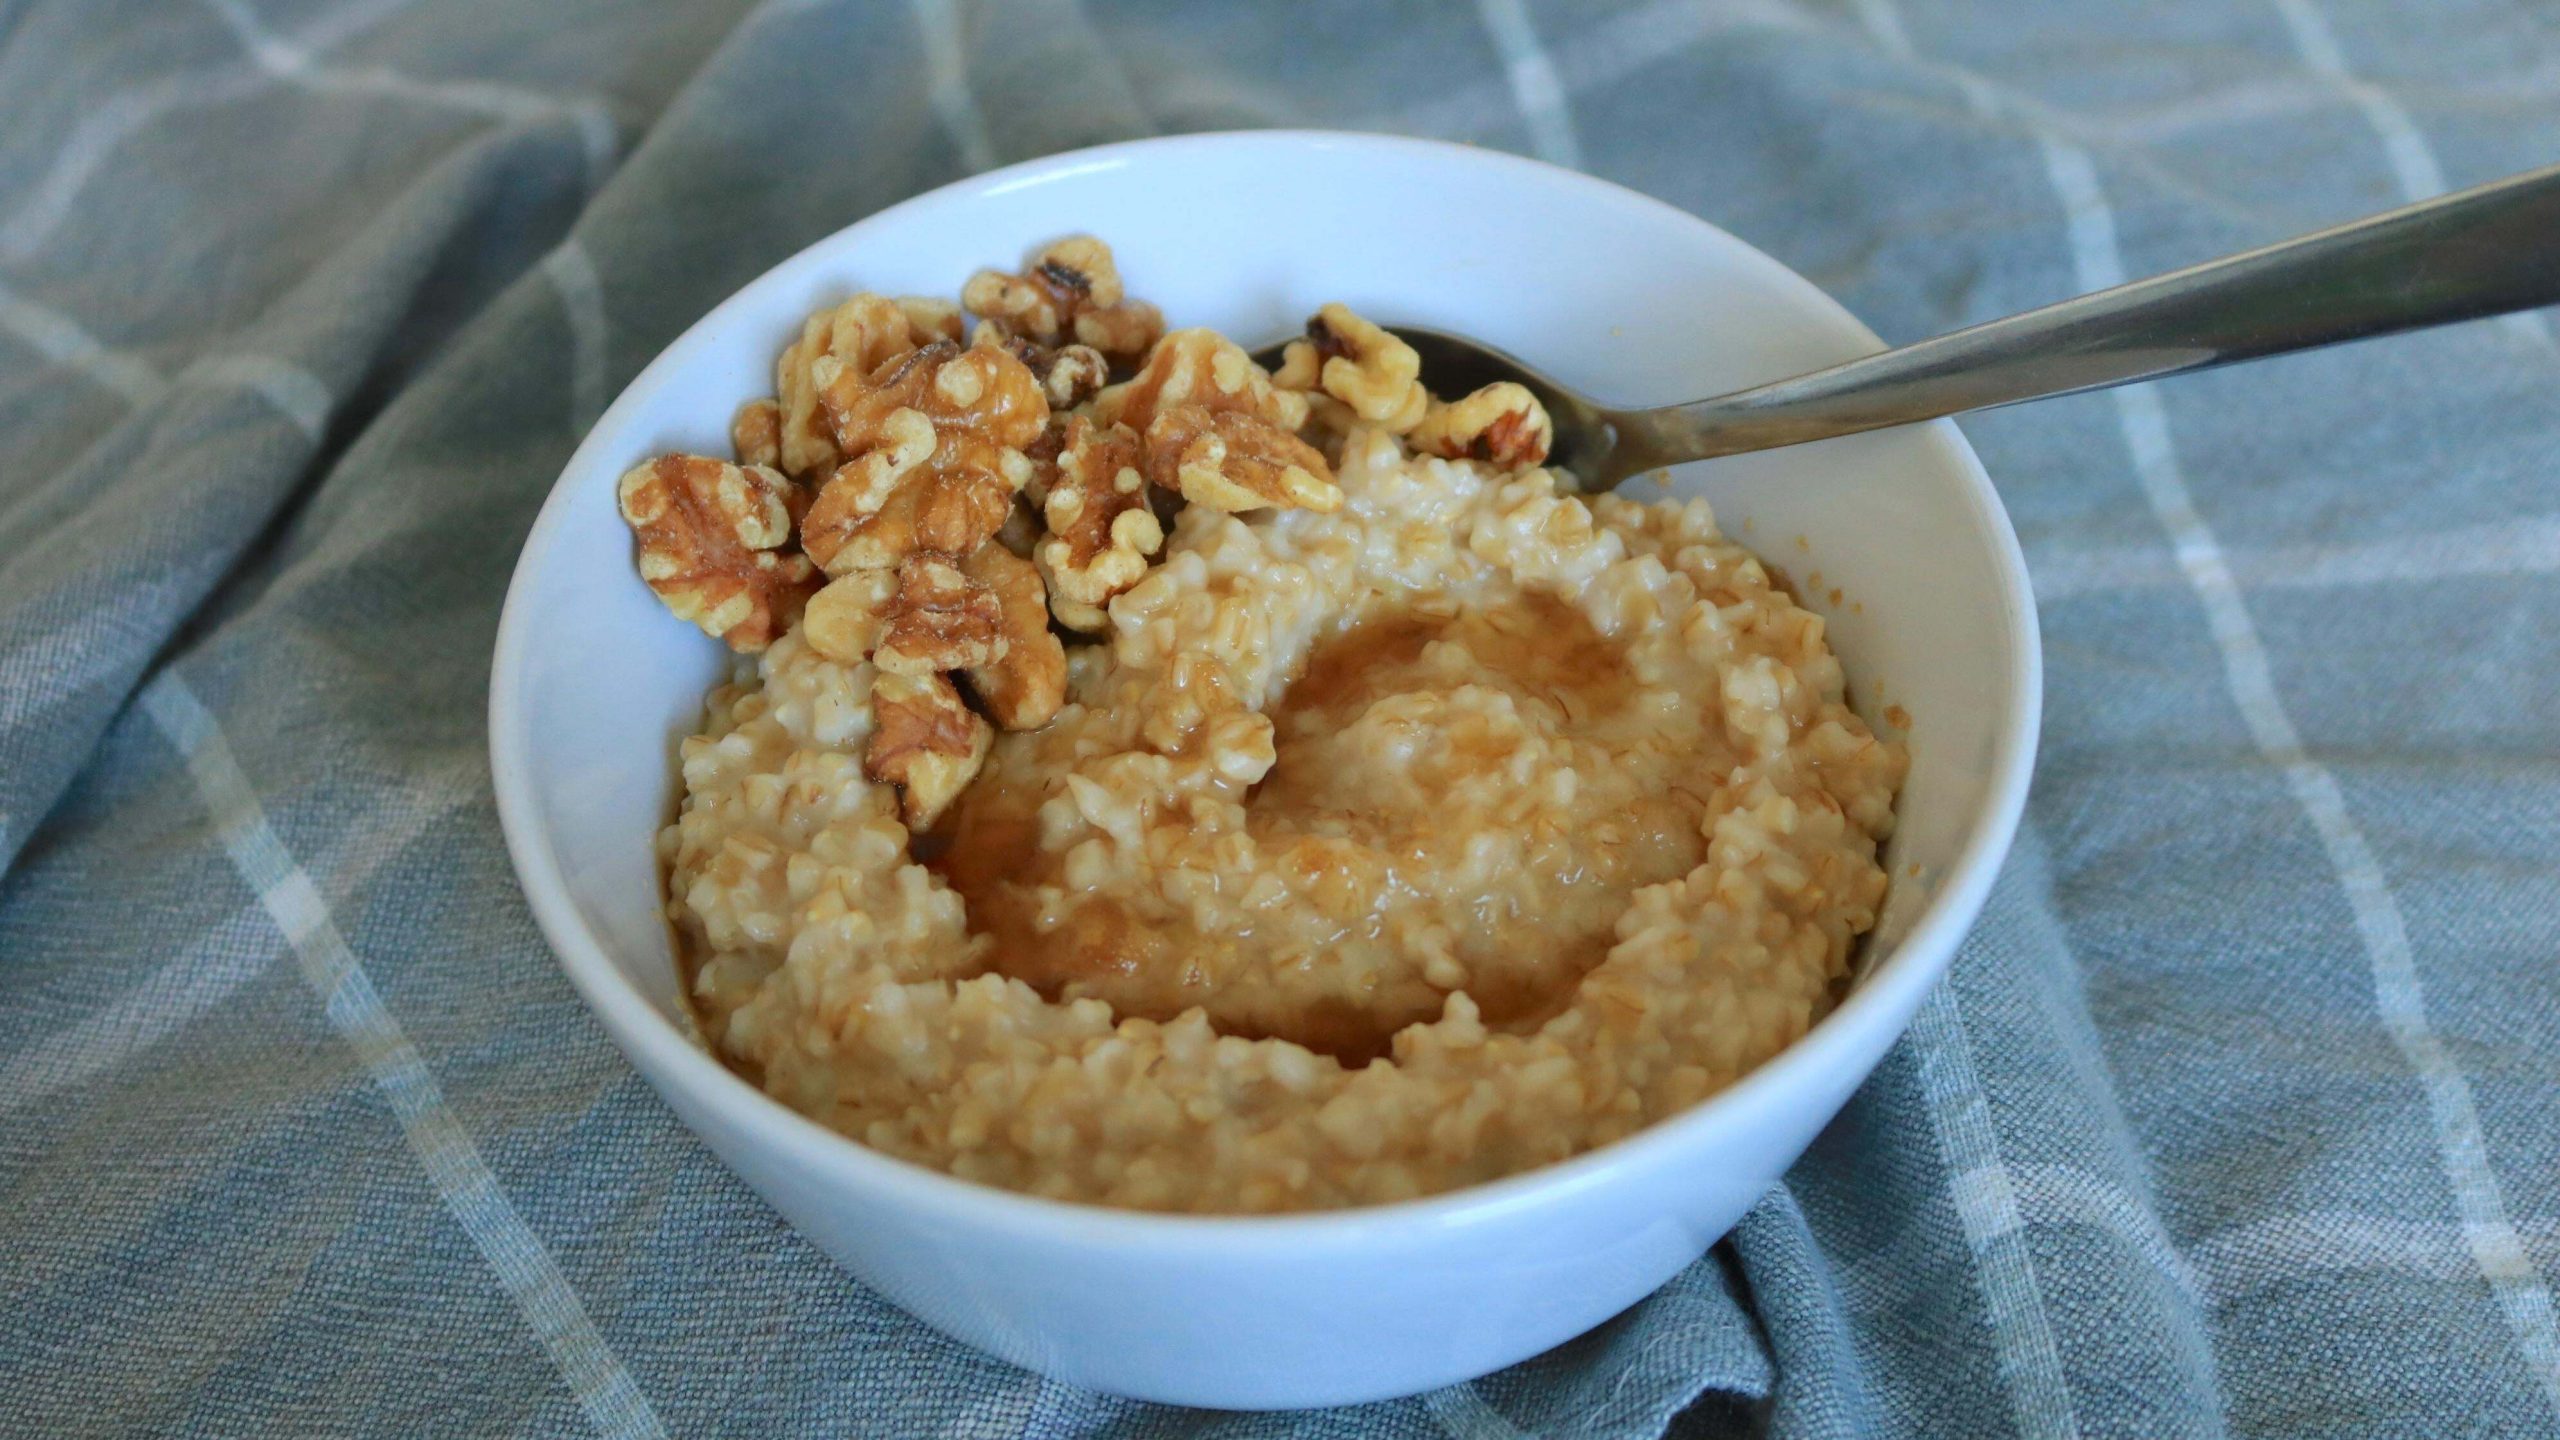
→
(619, 239, 1906, 1212)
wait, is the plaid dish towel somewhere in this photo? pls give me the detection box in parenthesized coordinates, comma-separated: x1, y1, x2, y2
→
(2, 1, 2555, 1435)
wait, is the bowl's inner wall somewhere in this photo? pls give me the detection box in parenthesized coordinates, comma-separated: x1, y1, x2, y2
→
(507, 136, 2023, 1027)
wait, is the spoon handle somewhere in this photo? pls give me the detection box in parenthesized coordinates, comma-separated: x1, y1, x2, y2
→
(1635, 161, 2560, 462)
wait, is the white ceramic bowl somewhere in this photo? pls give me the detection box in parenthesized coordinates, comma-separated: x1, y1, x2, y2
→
(490, 131, 2039, 1410)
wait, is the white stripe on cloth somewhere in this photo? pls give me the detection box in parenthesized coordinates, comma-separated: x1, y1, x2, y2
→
(200, 0, 618, 196)
(2, 0, 425, 262)
(0, 762, 472, 1113)
(1842, 15, 2560, 1398)
(2079, 263, 2560, 1440)
(1989, 1163, 2210, 1305)
(184, 353, 334, 441)
(544, 241, 611, 436)
(1842, 13, 2083, 1435)
(1907, 987, 2084, 1439)
(1474, 0, 1583, 171)
(908, 0, 999, 175)
(1888, 1165, 2560, 1310)
(1387, 0, 1797, 141)
(0, 280, 168, 405)
(2032, 512, 2560, 602)
(298, 65, 618, 196)
(0, 279, 337, 439)
(2192, 1211, 2560, 1300)
(1997, 46, 2560, 1421)
(0, 902, 275, 1114)
(2266, 0, 2553, 351)
(142, 674, 669, 1440)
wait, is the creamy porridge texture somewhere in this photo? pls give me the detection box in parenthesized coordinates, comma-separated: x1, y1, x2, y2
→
(624, 239, 1905, 1212)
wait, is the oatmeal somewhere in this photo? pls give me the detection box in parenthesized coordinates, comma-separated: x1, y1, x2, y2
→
(627, 238, 1904, 1212)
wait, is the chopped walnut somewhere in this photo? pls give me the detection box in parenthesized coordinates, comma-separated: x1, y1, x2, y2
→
(1037, 342, 1110, 410)
(617, 455, 817, 651)
(774, 294, 958, 481)
(800, 342, 1050, 574)
(1410, 382, 1554, 467)
(818, 341, 1048, 469)
(874, 553, 1008, 675)
(959, 545, 1066, 730)
(1019, 407, 1070, 508)
(1272, 304, 1428, 432)
(865, 670, 991, 830)
(1035, 417, 1160, 631)
(731, 398, 783, 470)
(973, 322, 1110, 411)
(897, 296, 967, 346)
(962, 235, 1164, 365)
(1144, 406, 1340, 514)
(801, 568, 896, 665)
(1093, 328, 1309, 436)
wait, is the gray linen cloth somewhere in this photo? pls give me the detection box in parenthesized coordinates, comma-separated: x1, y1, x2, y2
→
(3, 1, 2556, 1434)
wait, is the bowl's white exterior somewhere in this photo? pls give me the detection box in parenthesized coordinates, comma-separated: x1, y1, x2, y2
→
(489, 132, 2039, 1411)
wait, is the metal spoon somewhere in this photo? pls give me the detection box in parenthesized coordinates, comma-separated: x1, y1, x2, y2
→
(1260, 161, 2560, 491)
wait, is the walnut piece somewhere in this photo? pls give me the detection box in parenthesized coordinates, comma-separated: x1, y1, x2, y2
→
(774, 294, 961, 481)
(617, 455, 817, 651)
(959, 545, 1066, 730)
(962, 235, 1164, 364)
(875, 553, 1008, 675)
(1035, 417, 1160, 631)
(865, 670, 991, 830)
(731, 397, 782, 470)
(801, 569, 896, 665)
(1144, 406, 1340, 515)
(896, 296, 967, 344)
(1410, 381, 1554, 467)
(973, 322, 1110, 411)
(799, 342, 1050, 574)
(1094, 328, 1309, 435)
(1272, 303, 1427, 432)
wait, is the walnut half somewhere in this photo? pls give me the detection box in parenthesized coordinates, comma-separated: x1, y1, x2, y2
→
(1273, 303, 1427, 432)
(959, 545, 1066, 730)
(865, 670, 991, 829)
(1144, 406, 1339, 515)
(799, 342, 1050, 575)
(802, 553, 1009, 677)
(1410, 382, 1554, 468)
(775, 294, 962, 481)
(617, 455, 817, 651)
(1035, 417, 1160, 631)
(962, 235, 1164, 365)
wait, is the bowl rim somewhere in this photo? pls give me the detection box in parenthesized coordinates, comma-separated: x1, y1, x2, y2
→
(489, 128, 2042, 1247)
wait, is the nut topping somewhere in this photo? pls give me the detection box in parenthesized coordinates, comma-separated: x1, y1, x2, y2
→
(1410, 382, 1554, 467)
(616, 455, 818, 651)
(1035, 417, 1159, 631)
(1143, 406, 1340, 515)
(1273, 303, 1427, 432)
(864, 670, 991, 829)
(775, 294, 959, 481)
(1094, 328, 1308, 436)
(958, 545, 1067, 730)
(731, 397, 783, 470)
(962, 235, 1164, 364)
(874, 553, 1008, 675)
(799, 342, 1050, 574)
